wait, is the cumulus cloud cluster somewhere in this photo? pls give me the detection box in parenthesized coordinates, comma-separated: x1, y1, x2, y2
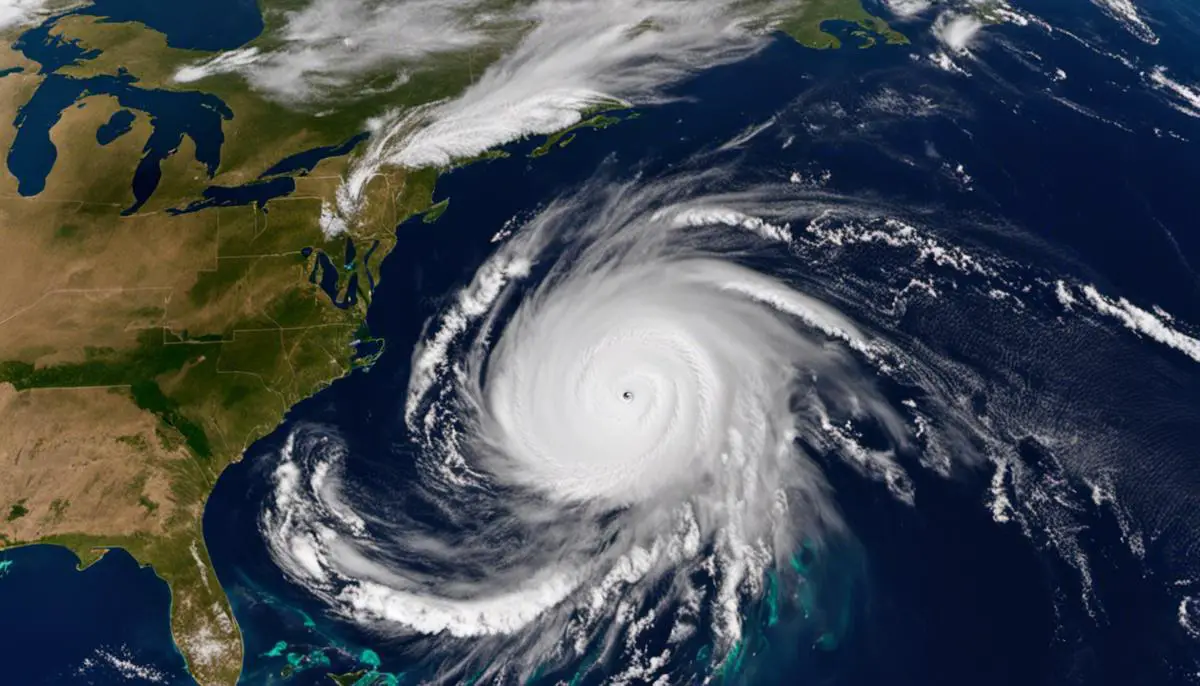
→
(933, 12, 984, 53)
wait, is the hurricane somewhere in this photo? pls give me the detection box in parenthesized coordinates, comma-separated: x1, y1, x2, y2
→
(261, 172, 897, 682)
(258, 136, 1200, 682)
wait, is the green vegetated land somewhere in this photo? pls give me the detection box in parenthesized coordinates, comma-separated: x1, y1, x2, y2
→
(779, 0, 909, 49)
(0, 168, 438, 683)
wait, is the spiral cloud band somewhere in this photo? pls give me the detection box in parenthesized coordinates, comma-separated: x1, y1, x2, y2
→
(258, 172, 922, 682)
(481, 258, 869, 505)
(257, 156, 1200, 681)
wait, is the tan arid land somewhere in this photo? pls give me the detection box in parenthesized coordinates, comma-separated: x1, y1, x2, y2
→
(0, 21, 439, 684)
(0, 3, 905, 684)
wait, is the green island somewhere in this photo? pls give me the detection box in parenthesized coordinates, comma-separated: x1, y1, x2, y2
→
(0, 2, 905, 684)
(328, 671, 371, 686)
(777, 0, 909, 49)
(530, 113, 626, 158)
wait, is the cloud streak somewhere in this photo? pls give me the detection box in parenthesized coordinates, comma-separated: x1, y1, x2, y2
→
(337, 0, 785, 215)
(174, 0, 506, 100)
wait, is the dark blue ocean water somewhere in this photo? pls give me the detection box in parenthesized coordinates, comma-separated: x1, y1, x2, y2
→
(3, 0, 1200, 684)
(0, 546, 191, 684)
(200, 22, 1200, 685)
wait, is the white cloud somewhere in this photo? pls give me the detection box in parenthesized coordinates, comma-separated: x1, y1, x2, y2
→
(0, 0, 49, 32)
(933, 13, 983, 54)
(1089, 0, 1158, 45)
(174, 47, 261, 84)
(1078, 284, 1200, 364)
(338, 0, 779, 214)
(887, 0, 931, 18)
(1147, 66, 1200, 119)
(174, 0, 501, 100)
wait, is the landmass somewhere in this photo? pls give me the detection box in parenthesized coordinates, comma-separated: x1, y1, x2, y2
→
(0, 2, 905, 684)
(328, 671, 370, 686)
(779, 0, 910, 49)
(530, 112, 626, 158)
(0, 13, 438, 684)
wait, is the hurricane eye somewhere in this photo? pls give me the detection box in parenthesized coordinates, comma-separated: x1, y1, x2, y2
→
(622, 390, 635, 401)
